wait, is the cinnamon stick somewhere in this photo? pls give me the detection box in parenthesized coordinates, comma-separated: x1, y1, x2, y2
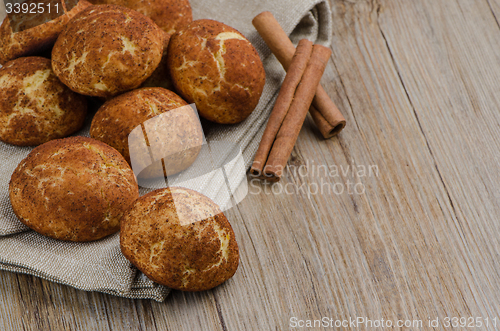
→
(250, 39, 313, 177)
(264, 45, 332, 181)
(252, 11, 346, 139)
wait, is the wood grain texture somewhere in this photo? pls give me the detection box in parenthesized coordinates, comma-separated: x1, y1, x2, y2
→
(1, 0, 500, 329)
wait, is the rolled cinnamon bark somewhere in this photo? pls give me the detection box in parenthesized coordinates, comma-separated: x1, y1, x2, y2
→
(264, 45, 332, 181)
(252, 11, 346, 139)
(250, 39, 313, 177)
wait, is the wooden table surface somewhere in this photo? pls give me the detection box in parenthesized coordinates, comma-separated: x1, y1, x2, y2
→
(2, 0, 500, 330)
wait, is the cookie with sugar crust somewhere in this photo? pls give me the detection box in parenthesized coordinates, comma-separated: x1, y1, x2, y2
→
(120, 187, 240, 291)
(51, 4, 164, 98)
(167, 19, 266, 124)
(89, 87, 203, 179)
(0, 56, 87, 146)
(9, 136, 139, 242)
(86, 0, 192, 35)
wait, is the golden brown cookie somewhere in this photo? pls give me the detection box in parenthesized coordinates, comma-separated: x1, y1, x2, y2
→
(0, 57, 87, 146)
(167, 19, 266, 124)
(0, 0, 92, 65)
(90, 87, 203, 178)
(86, 0, 192, 34)
(120, 187, 239, 291)
(9, 136, 139, 242)
(51, 4, 164, 98)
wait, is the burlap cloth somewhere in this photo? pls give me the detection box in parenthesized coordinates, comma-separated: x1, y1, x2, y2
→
(0, 0, 332, 301)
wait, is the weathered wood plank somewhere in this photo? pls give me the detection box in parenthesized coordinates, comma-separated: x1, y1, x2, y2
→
(376, 0, 500, 318)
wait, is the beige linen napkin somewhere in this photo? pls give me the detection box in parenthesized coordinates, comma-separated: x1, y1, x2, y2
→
(0, 0, 332, 301)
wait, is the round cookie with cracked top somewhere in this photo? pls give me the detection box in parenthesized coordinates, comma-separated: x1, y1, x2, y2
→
(86, 0, 192, 35)
(0, 57, 87, 146)
(9, 136, 139, 242)
(51, 4, 164, 98)
(167, 19, 266, 124)
(120, 187, 240, 291)
(90, 87, 203, 178)
(0, 0, 92, 65)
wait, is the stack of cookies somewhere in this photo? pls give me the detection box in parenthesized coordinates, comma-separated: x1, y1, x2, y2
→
(0, 0, 261, 291)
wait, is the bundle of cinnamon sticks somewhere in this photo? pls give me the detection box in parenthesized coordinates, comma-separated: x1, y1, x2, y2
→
(250, 12, 345, 182)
